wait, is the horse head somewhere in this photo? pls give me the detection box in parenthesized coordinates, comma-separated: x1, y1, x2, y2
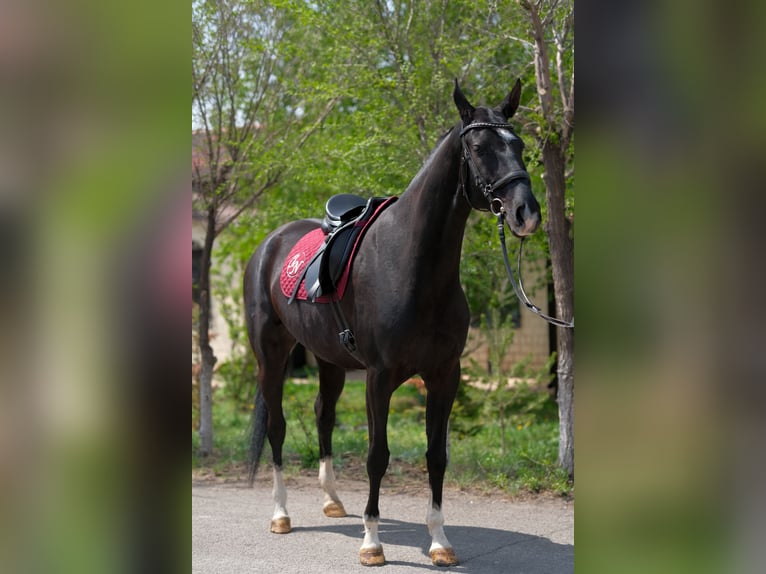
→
(454, 79, 541, 237)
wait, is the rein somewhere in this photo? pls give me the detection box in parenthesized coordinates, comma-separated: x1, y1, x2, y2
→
(460, 121, 575, 329)
(497, 214, 574, 329)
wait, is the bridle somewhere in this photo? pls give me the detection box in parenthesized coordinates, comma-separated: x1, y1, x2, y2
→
(459, 121, 531, 216)
(460, 121, 575, 329)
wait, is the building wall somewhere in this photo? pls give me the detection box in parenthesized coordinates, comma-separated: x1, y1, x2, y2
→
(464, 256, 550, 372)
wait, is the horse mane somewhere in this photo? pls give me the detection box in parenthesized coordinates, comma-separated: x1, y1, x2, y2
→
(403, 126, 457, 194)
(427, 127, 455, 163)
(432, 126, 454, 149)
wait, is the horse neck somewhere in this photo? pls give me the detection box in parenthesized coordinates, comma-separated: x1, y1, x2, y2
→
(391, 126, 470, 276)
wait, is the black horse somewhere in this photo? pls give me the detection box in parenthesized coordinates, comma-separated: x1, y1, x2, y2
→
(243, 80, 541, 567)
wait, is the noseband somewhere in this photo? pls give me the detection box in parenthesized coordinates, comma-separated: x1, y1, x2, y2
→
(459, 122, 531, 215)
(460, 121, 575, 329)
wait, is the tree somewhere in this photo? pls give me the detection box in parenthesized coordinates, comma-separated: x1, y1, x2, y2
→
(288, 1, 532, 188)
(518, 0, 575, 477)
(192, 0, 335, 456)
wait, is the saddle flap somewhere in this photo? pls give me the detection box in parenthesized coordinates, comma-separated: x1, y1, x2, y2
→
(303, 249, 324, 300)
(319, 224, 358, 292)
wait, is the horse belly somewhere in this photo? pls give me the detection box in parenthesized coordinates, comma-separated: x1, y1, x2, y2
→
(276, 299, 364, 369)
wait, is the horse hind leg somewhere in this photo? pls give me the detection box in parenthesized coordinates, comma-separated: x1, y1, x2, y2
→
(264, 356, 292, 534)
(269, 465, 291, 534)
(243, 246, 299, 533)
(252, 325, 295, 534)
(315, 358, 347, 518)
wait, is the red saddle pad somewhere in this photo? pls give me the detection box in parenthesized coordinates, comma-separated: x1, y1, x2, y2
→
(279, 228, 331, 302)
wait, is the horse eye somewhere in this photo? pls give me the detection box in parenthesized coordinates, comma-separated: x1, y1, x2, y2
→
(471, 144, 482, 153)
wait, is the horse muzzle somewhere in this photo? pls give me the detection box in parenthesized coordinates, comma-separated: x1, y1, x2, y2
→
(500, 199, 540, 237)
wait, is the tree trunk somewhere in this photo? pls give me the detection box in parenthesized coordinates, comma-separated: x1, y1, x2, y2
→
(197, 206, 218, 457)
(542, 139, 575, 478)
(556, 329, 574, 478)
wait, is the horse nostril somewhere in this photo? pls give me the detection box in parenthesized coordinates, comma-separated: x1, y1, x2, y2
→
(515, 204, 526, 225)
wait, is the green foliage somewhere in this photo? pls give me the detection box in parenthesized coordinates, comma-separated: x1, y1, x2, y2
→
(468, 318, 557, 455)
(216, 352, 258, 404)
(278, 0, 542, 195)
(283, 383, 321, 467)
(461, 212, 522, 325)
(449, 417, 571, 495)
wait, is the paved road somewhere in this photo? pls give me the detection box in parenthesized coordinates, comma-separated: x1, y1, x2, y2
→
(192, 479, 573, 573)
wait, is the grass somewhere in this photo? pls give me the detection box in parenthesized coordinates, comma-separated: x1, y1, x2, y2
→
(192, 375, 572, 498)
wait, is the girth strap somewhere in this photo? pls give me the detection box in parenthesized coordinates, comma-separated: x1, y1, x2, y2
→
(329, 296, 358, 354)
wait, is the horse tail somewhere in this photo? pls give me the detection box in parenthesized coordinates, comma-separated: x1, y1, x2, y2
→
(248, 385, 268, 486)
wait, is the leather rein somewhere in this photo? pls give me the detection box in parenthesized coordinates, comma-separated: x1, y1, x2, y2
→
(459, 121, 575, 329)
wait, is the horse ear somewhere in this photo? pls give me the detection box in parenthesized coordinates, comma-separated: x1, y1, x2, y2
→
(453, 79, 475, 124)
(498, 79, 522, 119)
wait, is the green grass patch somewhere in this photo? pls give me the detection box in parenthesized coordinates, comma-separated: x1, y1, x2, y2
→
(193, 377, 572, 497)
(191, 393, 252, 471)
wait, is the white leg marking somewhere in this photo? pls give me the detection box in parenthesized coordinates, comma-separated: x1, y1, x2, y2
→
(319, 457, 347, 516)
(426, 496, 453, 553)
(272, 465, 288, 520)
(361, 514, 382, 550)
(319, 457, 341, 506)
(359, 514, 385, 565)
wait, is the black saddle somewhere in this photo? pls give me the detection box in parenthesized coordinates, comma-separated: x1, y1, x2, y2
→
(321, 194, 368, 233)
(290, 194, 393, 303)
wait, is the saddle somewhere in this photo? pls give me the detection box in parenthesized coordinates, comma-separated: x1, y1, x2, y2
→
(287, 194, 397, 303)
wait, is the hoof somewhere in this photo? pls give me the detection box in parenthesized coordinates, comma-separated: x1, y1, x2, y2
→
(270, 517, 291, 534)
(323, 501, 347, 518)
(359, 547, 385, 566)
(430, 547, 459, 567)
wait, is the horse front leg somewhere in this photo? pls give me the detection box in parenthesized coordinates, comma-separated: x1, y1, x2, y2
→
(315, 358, 347, 518)
(423, 362, 461, 567)
(359, 368, 394, 566)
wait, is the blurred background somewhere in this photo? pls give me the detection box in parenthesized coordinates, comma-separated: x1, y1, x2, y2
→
(1, 0, 765, 573)
(577, 0, 766, 572)
(0, 0, 188, 572)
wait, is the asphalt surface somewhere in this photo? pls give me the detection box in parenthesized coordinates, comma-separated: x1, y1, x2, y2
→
(192, 479, 573, 573)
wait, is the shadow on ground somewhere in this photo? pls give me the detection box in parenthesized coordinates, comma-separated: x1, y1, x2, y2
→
(294, 516, 573, 573)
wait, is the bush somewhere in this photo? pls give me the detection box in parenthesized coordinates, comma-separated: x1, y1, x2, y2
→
(216, 351, 258, 404)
